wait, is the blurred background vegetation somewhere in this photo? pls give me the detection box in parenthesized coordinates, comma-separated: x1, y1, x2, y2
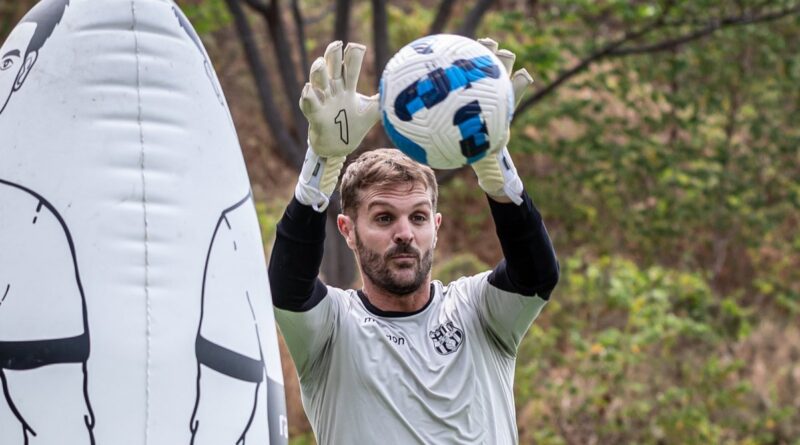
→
(3, 0, 799, 443)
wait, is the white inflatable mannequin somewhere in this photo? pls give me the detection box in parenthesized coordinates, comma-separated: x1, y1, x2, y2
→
(0, 179, 93, 443)
(0, 0, 287, 443)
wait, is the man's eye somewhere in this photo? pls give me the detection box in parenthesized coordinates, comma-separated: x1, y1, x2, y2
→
(412, 214, 428, 223)
(0, 59, 13, 71)
(376, 215, 392, 223)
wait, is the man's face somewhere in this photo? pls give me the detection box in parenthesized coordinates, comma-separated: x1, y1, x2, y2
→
(0, 22, 37, 114)
(346, 182, 441, 296)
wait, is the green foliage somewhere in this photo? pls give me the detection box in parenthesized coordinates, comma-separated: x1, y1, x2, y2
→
(288, 431, 317, 445)
(178, 0, 231, 35)
(0, 16, 12, 39)
(256, 198, 287, 255)
(386, 3, 435, 50)
(7, 0, 788, 442)
(514, 254, 796, 444)
(433, 253, 490, 284)
(492, 1, 800, 312)
(352, 5, 800, 442)
(437, 176, 492, 242)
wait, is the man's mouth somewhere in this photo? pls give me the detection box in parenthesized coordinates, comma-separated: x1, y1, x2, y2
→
(390, 254, 418, 260)
(388, 254, 419, 268)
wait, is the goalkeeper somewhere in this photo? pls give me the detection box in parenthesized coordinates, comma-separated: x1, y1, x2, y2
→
(269, 39, 559, 444)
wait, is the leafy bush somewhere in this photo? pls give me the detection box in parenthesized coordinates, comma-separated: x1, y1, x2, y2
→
(514, 254, 799, 444)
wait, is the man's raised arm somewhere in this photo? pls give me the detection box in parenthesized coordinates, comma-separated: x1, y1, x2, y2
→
(268, 40, 379, 311)
(467, 38, 559, 299)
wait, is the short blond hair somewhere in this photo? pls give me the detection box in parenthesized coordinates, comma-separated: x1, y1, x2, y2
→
(340, 148, 438, 217)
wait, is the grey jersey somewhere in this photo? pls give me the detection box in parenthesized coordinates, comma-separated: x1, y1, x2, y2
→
(275, 271, 547, 444)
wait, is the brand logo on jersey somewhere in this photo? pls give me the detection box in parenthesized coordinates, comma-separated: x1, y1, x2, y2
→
(429, 321, 464, 355)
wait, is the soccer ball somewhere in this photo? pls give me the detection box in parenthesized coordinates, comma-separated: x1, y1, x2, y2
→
(379, 34, 514, 170)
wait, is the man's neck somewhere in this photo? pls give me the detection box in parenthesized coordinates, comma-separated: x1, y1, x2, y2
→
(361, 278, 432, 313)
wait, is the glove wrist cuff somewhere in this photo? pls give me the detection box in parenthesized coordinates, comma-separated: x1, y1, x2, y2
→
(474, 146, 524, 205)
(295, 147, 345, 212)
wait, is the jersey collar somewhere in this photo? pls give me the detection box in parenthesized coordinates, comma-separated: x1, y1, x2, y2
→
(356, 283, 436, 318)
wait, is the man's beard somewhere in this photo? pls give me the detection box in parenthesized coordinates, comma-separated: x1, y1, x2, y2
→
(355, 232, 433, 297)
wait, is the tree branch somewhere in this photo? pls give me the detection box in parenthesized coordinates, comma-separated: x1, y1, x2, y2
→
(516, 18, 664, 116)
(515, 4, 800, 116)
(660, 0, 771, 28)
(226, 0, 304, 169)
(610, 5, 800, 56)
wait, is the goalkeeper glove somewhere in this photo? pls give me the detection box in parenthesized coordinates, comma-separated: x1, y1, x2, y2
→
(471, 38, 533, 205)
(295, 41, 380, 211)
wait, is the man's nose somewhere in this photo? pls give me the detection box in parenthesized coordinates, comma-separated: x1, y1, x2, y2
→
(393, 219, 413, 245)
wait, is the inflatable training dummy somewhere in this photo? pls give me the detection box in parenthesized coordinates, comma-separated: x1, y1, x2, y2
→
(0, 0, 287, 443)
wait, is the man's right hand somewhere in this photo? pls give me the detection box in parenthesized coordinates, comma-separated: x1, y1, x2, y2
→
(296, 41, 379, 212)
(300, 41, 380, 158)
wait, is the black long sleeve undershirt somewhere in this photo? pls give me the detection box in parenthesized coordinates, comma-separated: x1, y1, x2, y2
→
(486, 192, 559, 299)
(268, 197, 329, 311)
(269, 191, 559, 312)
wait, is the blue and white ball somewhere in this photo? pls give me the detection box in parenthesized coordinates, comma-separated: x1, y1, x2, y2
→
(380, 34, 514, 170)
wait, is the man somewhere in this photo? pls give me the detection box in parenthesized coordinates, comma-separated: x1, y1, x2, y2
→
(0, 0, 70, 115)
(269, 40, 559, 444)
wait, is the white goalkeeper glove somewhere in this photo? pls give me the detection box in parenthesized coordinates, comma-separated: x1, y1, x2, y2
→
(470, 38, 534, 205)
(295, 41, 380, 211)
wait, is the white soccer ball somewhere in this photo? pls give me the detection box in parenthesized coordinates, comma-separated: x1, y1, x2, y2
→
(380, 34, 515, 170)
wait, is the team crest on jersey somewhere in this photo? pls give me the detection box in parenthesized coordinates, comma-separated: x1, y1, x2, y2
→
(429, 321, 464, 355)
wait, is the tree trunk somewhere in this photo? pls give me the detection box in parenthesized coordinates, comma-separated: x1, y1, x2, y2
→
(334, 0, 351, 43)
(369, 0, 391, 148)
(457, 0, 495, 37)
(226, 0, 304, 168)
(321, 195, 357, 288)
(429, 0, 457, 34)
(262, 0, 307, 149)
(290, 0, 310, 76)
(371, 0, 389, 84)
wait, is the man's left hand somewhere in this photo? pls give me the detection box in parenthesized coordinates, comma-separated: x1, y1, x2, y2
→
(471, 38, 533, 205)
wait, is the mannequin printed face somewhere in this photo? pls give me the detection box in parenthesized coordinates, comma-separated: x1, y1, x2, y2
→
(0, 0, 71, 115)
(0, 22, 37, 114)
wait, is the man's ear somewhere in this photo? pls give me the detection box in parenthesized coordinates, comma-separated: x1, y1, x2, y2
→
(337, 214, 357, 250)
(13, 51, 37, 91)
(433, 213, 442, 248)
